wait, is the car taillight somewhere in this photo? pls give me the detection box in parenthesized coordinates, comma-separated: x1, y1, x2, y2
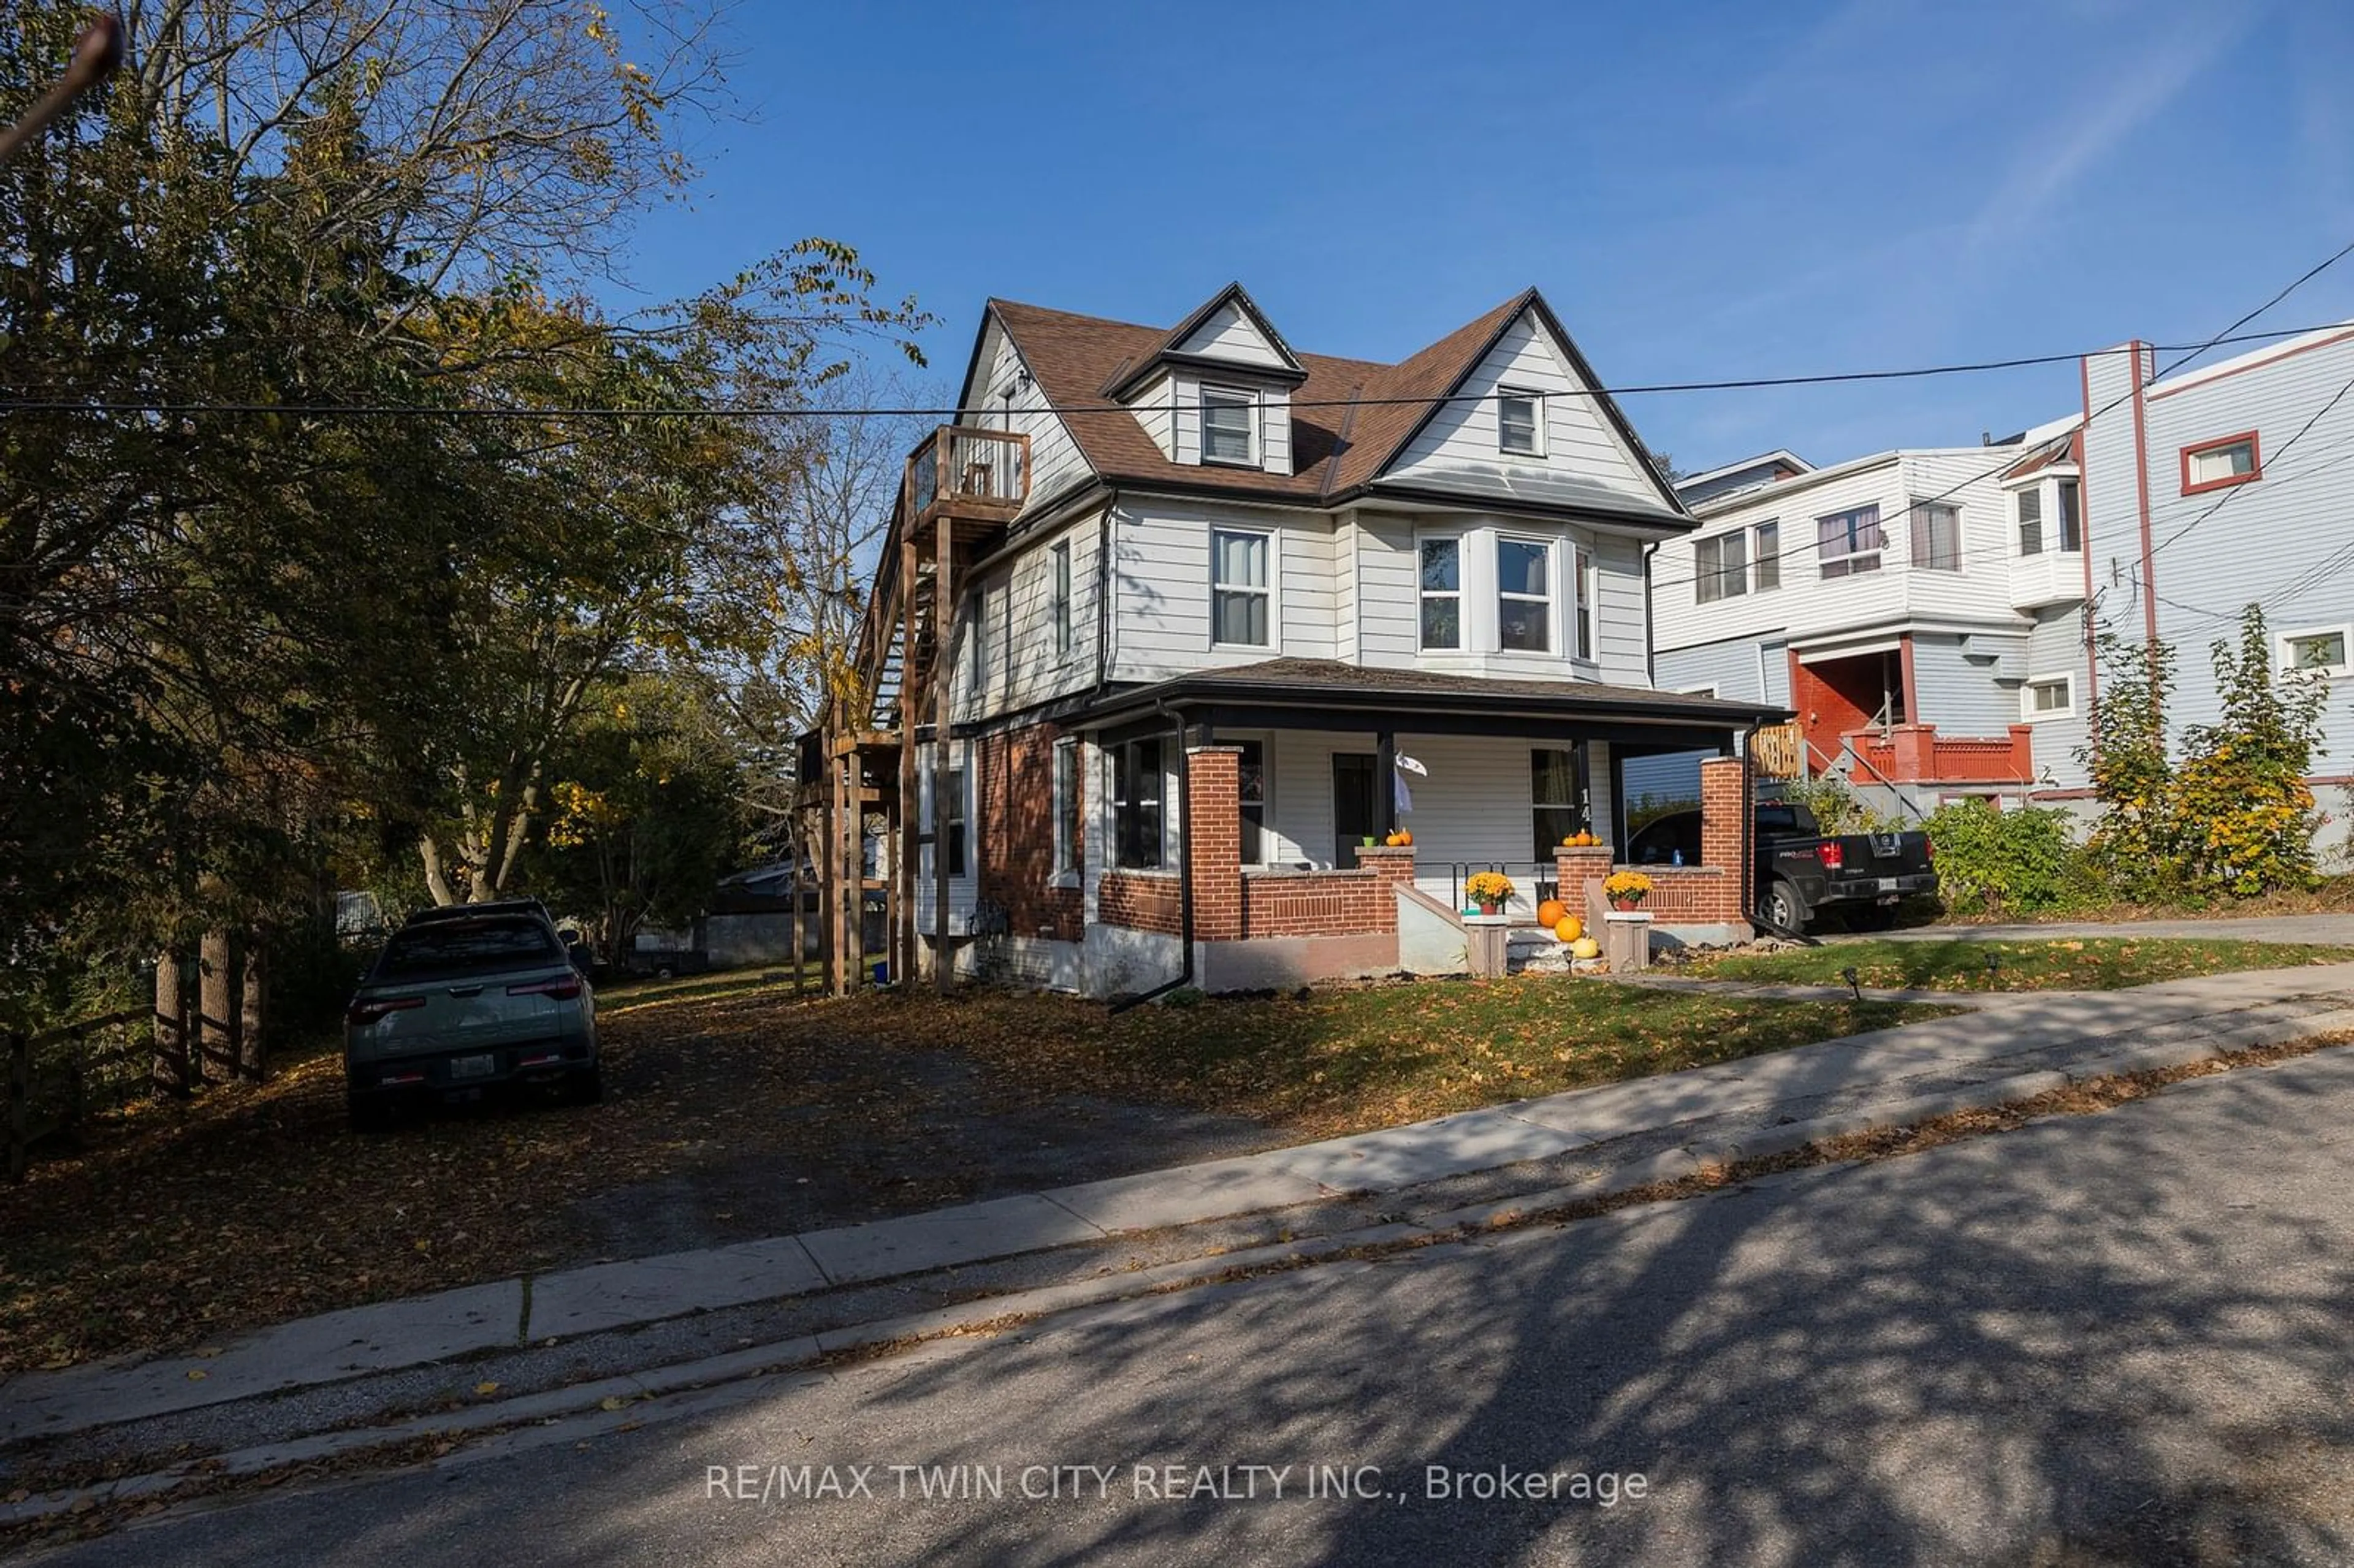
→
(1924, 839, 1935, 861)
(508, 976, 583, 1000)
(1815, 842, 1845, 872)
(347, 995, 426, 1026)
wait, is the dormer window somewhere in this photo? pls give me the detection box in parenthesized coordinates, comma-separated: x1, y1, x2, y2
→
(1201, 386, 1258, 466)
(1498, 389, 1545, 457)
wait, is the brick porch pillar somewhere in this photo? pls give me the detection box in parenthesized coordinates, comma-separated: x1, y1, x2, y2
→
(1700, 755, 1752, 917)
(1555, 845, 1613, 927)
(1355, 843, 1417, 891)
(2006, 723, 2035, 784)
(1187, 745, 1243, 942)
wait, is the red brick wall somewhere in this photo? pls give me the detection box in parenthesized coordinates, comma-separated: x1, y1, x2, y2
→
(1552, 759, 1753, 930)
(1240, 847, 1412, 938)
(1098, 870, 1181, 935)
(1187, 747, 1243, 941)
(975, 722, 1083, 942)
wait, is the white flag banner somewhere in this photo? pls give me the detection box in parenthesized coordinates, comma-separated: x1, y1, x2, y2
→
(1394, 753, 1428, 777)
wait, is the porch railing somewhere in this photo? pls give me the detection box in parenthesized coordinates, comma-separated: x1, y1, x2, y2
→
(907, 425, 1029, 523)
(1442, 861, 1561, 920)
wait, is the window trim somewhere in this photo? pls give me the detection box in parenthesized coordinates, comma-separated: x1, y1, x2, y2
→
(2055, 477, 2083, 553)
(1199, 384, 1260, 468)
(1573, 543, 1595, 662)
(1695, 530, 1749, 605)
(2180, 430, 2262, 497)
(1753, 520, 1781, 592)
(1111, 737, 1167, 870)
(1208, 525, 1274, 650)
(1816, 504, 1884, 579)
(2282, 623, 2353, 680)
(942, 766, 969, 877)
(1495, 534, 1556, 655)
(1049, 539, 1073, 662)
(1496, 387, 1547, 458)
(2021, 672, 2076, 722)
(1415, 531, 1463, 652)
(1909, 499, 1964, 573)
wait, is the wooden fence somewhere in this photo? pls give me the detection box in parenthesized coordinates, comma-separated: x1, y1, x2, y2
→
(5, 1005, 151, 1183)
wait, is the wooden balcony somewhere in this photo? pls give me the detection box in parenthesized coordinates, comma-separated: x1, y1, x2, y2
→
(908, 425, 1029, 529)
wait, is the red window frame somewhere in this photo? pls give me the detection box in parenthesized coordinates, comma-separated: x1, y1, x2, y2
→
(2179, 430, 2261, 497)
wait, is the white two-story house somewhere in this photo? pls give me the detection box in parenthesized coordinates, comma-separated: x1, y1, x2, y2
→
(826, 283, 1785, 996)
(1650, 425, 2085, 814)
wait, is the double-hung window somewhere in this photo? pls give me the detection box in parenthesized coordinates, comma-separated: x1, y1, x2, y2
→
(1753, 520, 1781, 592)
(1573, 545, 1594, 661)
(1816, 505, 1883, 579)
(1532, 748, 1583, 859)
(1418, 536, 1461, 650)
(942, 768, 968, 875)
(1696, 532, 1748, 604)
(1910, 502, 1962, 571)
(1496, 538, 1553, 653)
(1236, 739, 1267, 864)
(1051, 739, 1080, 878)
(1113, 738, 1164, 870)
(1050, 541, 1073, 660)
(2056, 478, 2082, 552)
(1210, 528, 1271, 648)
(967, 589, 990, 698)
(2017, 487, 2044, 556)
(1497, 389, 1544, 457)
(1202, 386, 1257, 465)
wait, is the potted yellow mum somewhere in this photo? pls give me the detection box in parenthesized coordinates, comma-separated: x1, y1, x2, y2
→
(1602, 870, 1653, 912)
(1463, 870, 1514, 916)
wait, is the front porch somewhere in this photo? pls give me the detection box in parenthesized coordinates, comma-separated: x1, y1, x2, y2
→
(1069, 659, 1783, 995)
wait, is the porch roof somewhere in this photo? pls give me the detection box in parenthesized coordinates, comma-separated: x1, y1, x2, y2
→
(1073, 658, 1789, 750)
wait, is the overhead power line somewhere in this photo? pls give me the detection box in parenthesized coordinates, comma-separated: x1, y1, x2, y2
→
(1, 324, 2350, 424)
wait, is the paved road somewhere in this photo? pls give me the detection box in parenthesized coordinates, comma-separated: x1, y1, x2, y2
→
(1854, 913, 2354, 946)
(40, 1049, 2354, 1567)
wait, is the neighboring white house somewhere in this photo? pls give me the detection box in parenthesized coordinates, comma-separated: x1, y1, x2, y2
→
(839, 283, 1783, 995)
(2050, 324, 2354, 864)
(1648, 435, 2071, 811)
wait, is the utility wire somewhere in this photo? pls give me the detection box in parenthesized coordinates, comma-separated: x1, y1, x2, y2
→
(0, 324, 2348, 423)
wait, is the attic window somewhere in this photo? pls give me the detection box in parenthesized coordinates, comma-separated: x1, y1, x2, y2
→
(1497, 390, 1544, 457)
(1202, 386, 1258, 466)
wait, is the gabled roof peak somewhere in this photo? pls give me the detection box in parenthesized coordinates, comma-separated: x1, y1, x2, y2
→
(1102, 281, 1307, 398)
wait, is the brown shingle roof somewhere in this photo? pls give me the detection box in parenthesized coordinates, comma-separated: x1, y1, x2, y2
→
(989, 291, 1533, 505)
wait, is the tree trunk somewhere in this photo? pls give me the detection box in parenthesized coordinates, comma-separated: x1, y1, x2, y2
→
(419, 834, 460, 905)
(199, 929, 234, 1084)
(153, 951, 189, 1097)
(238, 935, 268, 1083)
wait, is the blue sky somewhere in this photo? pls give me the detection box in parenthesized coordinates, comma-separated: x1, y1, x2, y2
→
(611, 0, 2354, 474)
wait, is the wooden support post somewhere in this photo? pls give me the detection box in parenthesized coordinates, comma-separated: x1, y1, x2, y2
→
(790, 814, 806, 994)
(845, 744, 866, 991)
(6, 1030, 26, 1184)
(825, 750, 844, 995)
(899, 531, 919, 989)
(238, 935, 267, 1083)
(199, 929, 233, 1083)
(934, 512, 955, 996)
(152, 950, 188, 1096)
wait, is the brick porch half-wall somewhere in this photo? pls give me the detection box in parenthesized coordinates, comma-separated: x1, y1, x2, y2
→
(1555, 756, 1753, 937)
(976, 722, 1083, 943)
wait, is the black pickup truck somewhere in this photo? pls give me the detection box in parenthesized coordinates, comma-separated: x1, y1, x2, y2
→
(1625, 800, 1938, 933)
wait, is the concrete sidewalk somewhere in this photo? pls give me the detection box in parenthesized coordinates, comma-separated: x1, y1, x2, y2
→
(9, 962, 2354, 1449)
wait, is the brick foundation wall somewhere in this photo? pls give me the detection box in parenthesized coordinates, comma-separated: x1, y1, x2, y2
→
(1097, 870, 1181, 935)
(1187, 747, 1243, 941)
(976, 722, 1083, 943)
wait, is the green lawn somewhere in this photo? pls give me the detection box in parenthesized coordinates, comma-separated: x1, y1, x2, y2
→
(1675, 937, 2353, 994)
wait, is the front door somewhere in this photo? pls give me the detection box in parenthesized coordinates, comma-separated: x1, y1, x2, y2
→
(1333, 753, 1377, 867)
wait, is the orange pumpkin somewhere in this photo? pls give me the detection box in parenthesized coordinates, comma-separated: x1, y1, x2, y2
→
(1554, 915, 1583, 943)
(1536, 897, 1566, 929)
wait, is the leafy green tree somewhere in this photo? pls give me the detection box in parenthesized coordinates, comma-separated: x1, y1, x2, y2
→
(2174, 606, 2326, 895)
(2080, 620, 2181, 899)
(525, 674, 742, 963)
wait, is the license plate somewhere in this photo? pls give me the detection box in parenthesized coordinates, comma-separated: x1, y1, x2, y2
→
(449, 1053, 495, 1081)
(1876, 877, 1900, 892)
